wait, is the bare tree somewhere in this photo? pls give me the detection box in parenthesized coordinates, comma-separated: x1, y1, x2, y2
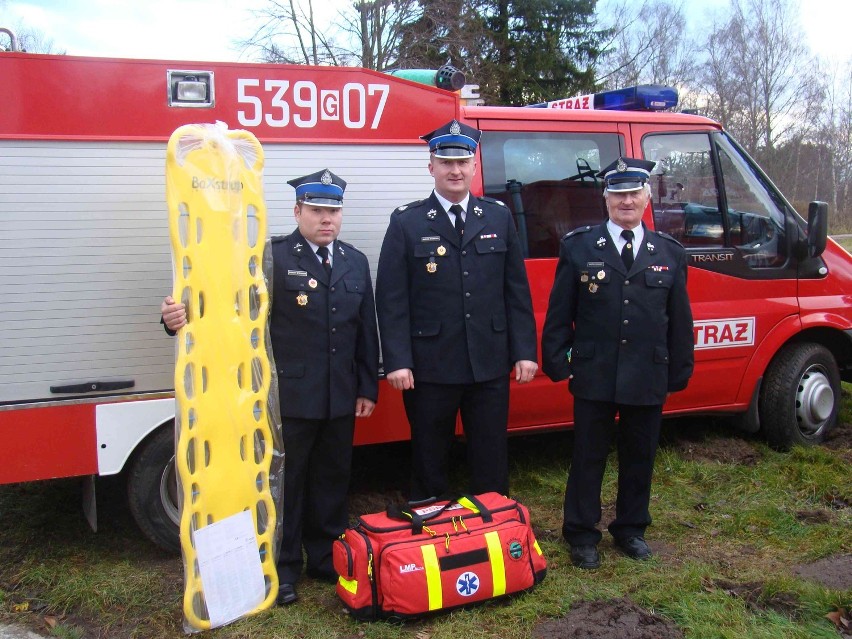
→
(596, 0, 697, 96)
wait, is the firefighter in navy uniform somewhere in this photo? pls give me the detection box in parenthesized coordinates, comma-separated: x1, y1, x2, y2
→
(375, 120, 538, 502)
(541, 157, 694, 570)
(162, 169, 379, 606)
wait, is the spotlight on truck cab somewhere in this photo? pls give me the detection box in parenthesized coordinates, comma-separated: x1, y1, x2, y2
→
(386, 64, 466, 91)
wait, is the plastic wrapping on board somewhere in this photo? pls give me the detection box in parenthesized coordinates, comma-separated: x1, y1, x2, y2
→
(165, 121, 283, 632)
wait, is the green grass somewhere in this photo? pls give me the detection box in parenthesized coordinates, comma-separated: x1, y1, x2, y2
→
(1, 391, 850, 638)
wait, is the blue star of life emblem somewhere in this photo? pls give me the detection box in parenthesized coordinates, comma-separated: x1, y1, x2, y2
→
(456, 571, 480, 597)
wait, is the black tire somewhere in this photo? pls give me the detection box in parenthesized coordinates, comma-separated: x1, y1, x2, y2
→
(759, 342, 840, 450)
(126, 424, 181, 553)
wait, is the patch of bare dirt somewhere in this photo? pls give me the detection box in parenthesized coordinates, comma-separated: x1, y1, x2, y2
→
(706, 579, 801, 618)
(532, 597, 683, 639)
(791, 554, 852, 591)
(662, 420, 762, 465)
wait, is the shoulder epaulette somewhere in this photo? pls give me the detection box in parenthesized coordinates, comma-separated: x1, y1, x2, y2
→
(270, 234, 287, 244)
(562, 225, 593, 240)
(478, 195, 507, 207)
(393, 199, 425, 214)
(654, 230, 684, 247)
(336, 239, 365, 256)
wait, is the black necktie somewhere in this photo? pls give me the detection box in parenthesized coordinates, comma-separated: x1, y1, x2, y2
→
(620, 229, 635, 270)
(317, 245, 332, 278)
(450, 204, 465, 239)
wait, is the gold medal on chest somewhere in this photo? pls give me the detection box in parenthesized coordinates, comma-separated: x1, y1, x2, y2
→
(297, 292, 308, 306)
(426, 261, 437, 273)
(589, 282, 599, 293)
(580, 273, 589, 283)
(437, 245, 446, 256)
(308, 278, 318, 289)
(597, 270, 606, 280)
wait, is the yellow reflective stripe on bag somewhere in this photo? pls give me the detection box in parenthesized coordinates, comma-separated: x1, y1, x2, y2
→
(485, 531, 506, 596)
(421, 544, 443, 611)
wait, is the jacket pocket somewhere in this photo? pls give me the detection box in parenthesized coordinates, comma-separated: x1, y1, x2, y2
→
(492, 314, 507, 332)
(411, 321, 441, 337)
(654, 345, 670, 364)
(344, 279, 366, 294)
(474, 237, 507, 254)
(278, 363, 306, 378)
(645, 270, 674, 288)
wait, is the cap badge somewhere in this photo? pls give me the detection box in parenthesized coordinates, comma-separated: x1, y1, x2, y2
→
(308, 278, 317, 289)
(616, 158, 627, 172)
(297, 292, 308, 306)
(437, 245, 447, 256)
(427, 208, 437, 220)
(473, 206, 484, 218)
(450, 120, 461, 135)
(321, 170, 333, 185)
(596, 236, 606, 247)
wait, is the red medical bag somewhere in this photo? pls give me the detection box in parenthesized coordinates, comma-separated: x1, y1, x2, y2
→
(333, 493, 547, 620)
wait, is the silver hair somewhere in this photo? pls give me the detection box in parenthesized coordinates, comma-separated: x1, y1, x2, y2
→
(603, 183, 652, 198)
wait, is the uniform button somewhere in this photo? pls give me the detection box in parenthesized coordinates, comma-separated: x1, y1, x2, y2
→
(465, 292, 471, 298)
(464, 271, 469, 276)
(623, 299, 629, 305)
(331, 328, 337, 333)
(465, 313, 471, 319)
(623, 319, 629, 325)
(625, 280, 630, 286)
(331, 348, 336, 354)
(417, 330, 423, 335)
(461, 250, 467, 256)
(490, 246, 495, 251)
(331, 307, 337, 313)
(330, 286, 335, 292)
(621, 339, 627, 344)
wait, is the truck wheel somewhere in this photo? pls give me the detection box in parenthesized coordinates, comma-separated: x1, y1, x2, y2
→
(126, 424, 181, 553)
(759, 342, 839, 450)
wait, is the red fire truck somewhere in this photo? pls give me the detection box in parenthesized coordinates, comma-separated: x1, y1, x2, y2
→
(2, 49, 850, 551)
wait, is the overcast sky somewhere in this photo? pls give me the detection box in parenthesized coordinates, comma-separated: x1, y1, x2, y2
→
(2, 0, 851, 66)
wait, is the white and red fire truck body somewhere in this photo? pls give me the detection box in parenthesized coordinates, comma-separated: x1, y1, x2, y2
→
(2, 52, 850, 550)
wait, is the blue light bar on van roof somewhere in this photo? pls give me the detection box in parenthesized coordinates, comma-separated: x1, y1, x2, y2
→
(529, 84, 678, 111)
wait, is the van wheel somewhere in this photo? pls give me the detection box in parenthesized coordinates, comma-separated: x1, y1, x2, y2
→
(759, 343, 839, 450)
(126, 424, 181, 553)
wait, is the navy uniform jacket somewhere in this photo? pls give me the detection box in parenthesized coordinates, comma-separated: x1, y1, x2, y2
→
(270, 230, 379, 419)
(541, 222, 694, 405)
(376, 193, 537, 384)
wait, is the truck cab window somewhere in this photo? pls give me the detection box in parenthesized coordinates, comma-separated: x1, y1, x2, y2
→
(715, 133, 788, 268)
(480, 131, 623, 258)
(643, 133, 724, 248)
(643, 132, 788, 269)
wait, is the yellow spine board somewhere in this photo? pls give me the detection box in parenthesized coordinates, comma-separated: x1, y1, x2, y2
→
(166, 123, 278, 630)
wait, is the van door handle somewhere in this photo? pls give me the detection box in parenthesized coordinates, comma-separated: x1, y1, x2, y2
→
(50, 380, 135, 393)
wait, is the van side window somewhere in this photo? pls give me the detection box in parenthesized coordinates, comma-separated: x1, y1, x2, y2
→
(643, 132, 788, 269)
(642, 133, 724, 248)
(480, 132, 623, 258)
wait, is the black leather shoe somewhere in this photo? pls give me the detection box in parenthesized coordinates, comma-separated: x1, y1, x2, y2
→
(277, 583, 298, 606)
(570, 544, 600, 569)
(615, 536, 652, 560)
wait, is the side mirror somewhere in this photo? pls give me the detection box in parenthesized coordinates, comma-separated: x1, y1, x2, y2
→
(807, 201, 828, 258)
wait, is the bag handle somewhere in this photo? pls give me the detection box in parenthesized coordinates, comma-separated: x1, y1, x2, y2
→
(387, 494, 493, 535)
